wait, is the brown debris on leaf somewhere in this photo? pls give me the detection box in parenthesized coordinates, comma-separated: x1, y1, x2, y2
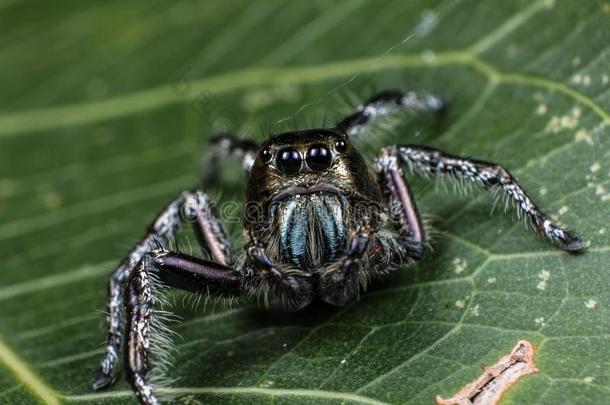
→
(436, 340, 538, 405)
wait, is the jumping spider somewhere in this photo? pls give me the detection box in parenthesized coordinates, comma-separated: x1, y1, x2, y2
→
(93, 89, 584, 404)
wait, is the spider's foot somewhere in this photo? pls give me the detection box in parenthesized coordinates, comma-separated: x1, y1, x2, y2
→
(92, 369, 116, 391)
(560, 233, 587, 253)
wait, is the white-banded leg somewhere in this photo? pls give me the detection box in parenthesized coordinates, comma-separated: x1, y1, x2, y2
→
(93, 190, 233, 390)
(335, 89, 448, 137)
(124, 251, 241, 405)
(201, 133, 259, 187)
(385, 144, 584, 252)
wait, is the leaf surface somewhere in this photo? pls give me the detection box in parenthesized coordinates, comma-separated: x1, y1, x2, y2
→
(0, 1, 609, 404)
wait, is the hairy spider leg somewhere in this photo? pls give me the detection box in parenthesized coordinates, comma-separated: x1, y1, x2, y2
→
(93, 190, 233, 390)
(125, 251, 240, 405)
(335, 89, 448, 137)
(387, 145, 584, 252)
(201, 133, 259, 187)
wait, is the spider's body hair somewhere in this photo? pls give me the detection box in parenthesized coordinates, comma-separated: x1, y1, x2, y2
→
(271, 193, 346, 269)
(174, 287, 239, 313)
(129, 258, 178, 402)
(241, 188, 416, 309)
(266, 113, 333, 140)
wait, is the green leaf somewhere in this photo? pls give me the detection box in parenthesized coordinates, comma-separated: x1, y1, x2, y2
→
(0, 1, 609, 404)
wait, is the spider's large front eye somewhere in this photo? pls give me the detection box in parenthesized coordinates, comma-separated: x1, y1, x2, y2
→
(306, 144, 332, 172)
(276, 147, 302, 175)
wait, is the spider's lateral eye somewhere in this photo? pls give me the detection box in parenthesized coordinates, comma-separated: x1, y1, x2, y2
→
(335, 139, 348, 153)
(306, 144, 332, 172)
(260, 148, 273, 163)
(276, 147, 302, 175)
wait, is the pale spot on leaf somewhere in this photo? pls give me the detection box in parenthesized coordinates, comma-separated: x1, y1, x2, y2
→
(594, 184, 610, 201)
(452, 257, 467, 274)
(590, 162, 601, 173)
(570, 74, 582, 84)
(537, 270, 550, 291)
(536, 104, 547, 115)
(545, 108, 581, 133)
(574, 129, 594, 145)
(585, 299, 598, 309)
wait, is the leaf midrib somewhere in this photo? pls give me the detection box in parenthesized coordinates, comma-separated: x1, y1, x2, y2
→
(0, 337, 59, 405)
(64, 386, 390, 404)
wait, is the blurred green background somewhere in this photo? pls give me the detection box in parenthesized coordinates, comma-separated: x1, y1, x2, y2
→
(1, 1, 609, 404)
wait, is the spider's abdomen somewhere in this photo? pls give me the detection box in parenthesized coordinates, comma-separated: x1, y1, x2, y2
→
(275, 193, 345, 269)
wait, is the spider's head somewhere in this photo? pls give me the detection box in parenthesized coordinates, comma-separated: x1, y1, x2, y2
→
(245, 129, 381, 221)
